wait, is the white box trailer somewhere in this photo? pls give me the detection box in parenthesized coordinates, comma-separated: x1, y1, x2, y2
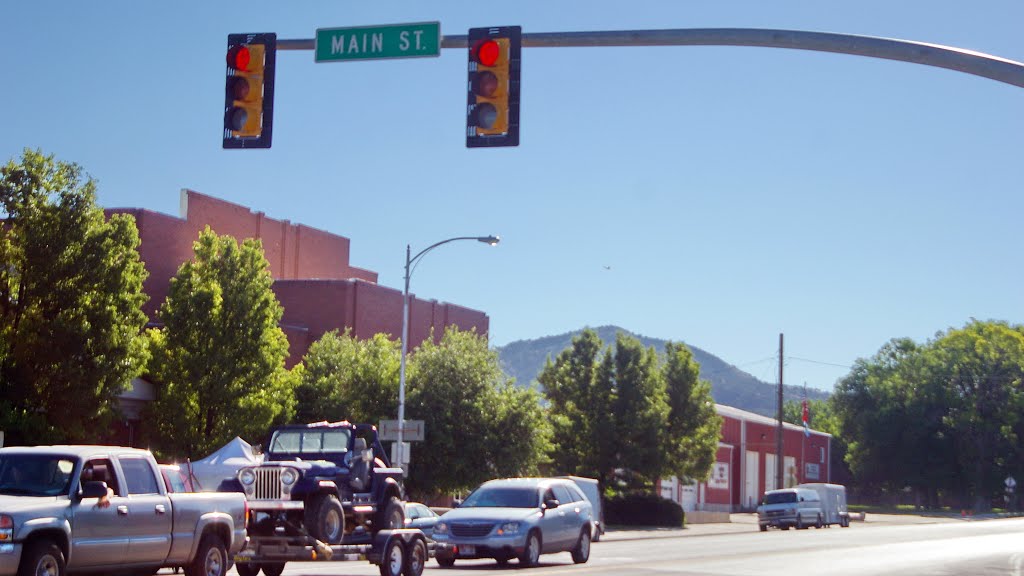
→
(798, 483, 850, 527)
(560, 476, 605, 541)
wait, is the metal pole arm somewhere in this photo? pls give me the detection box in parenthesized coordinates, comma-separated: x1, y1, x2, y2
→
(281, 27, 1024, 89)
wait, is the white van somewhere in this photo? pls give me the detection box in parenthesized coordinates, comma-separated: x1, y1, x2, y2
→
(757, 487, 823, 531)
(798, 483, 850, 527)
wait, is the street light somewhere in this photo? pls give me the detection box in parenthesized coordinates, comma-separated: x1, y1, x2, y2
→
(395, 235, 500, 470)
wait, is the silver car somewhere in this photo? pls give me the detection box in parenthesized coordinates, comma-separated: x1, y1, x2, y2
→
(432, 478, 593, 568)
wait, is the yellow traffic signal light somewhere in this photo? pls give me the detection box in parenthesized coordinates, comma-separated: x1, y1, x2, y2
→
(466, 26, 521, 148)
(223, 33, 276, 149)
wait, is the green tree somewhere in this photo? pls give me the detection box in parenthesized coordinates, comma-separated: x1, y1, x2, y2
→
(404, 327, 551, 497)
(294, 329, 401, 424)
(145, 227, 294, 459)
(539, 330, 718, 494)
(925, 320, 1024, 510)
(613, 334, 669, 489)
(662, 342, 722, 482)
(783, 397, 852, 487)
(0, 149, 149, 444)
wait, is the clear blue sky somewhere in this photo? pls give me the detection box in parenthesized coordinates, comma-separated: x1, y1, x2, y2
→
(3, 1, 1022, 392)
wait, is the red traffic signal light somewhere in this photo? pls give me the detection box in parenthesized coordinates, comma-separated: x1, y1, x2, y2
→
(466, 27, 521, 148)
(223, 33, 276, 149)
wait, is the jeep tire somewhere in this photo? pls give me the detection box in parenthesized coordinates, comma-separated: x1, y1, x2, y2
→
(374, 495, 405, 532)
(306, 494, 345, 545)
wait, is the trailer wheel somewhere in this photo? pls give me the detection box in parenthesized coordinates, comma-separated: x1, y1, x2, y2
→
(261, 563, 285, 576)
(815, 514, 823, 529)
(234, 563, 259, 576)
(436, 556, 455, 568)
(307, 494, 345, 545)
(378, 538, 405, 576)
(759, 524, 767, 532)
(18, 539, 65, 576)
(403, 539, 427, 576)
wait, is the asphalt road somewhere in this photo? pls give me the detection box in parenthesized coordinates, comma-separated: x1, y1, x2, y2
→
(235, 515, 1024, 576)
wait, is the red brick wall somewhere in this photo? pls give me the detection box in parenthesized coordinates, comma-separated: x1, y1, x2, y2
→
(272, 279, 489, 366)
(107, 190, 488, 366)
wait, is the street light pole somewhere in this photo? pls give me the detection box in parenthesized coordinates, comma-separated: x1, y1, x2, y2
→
(395, 235, 500, 471)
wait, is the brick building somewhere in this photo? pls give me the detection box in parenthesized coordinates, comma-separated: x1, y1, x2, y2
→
(108, 189, 490, 443)
(658, 404, 832, 514)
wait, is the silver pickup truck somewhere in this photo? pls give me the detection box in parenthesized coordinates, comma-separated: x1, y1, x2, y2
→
(0, 445, 247, 576)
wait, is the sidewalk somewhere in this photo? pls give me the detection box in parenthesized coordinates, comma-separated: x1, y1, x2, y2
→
(599, 510, 987, 541)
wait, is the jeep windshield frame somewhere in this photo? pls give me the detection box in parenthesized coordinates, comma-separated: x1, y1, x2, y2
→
(269, 428, 352, 456)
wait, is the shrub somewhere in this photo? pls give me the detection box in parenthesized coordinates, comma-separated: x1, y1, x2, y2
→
(605, 492, 684, 527)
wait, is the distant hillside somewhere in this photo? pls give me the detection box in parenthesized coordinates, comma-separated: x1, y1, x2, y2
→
(495, 325, 829, 417)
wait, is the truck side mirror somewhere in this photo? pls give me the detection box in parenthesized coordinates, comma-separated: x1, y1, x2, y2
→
(543, 499, 560, 510)
(80, 481, 109, 499)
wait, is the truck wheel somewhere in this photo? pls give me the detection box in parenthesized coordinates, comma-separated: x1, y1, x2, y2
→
(796, 516, 805, 530)
(184, 534, 227, 576)
(518, 531, 541, 567)
(436, 556, 455, 568)
(759, 524, 767, 532)
(306, 494, 345, 545)
(571, 528, 591, 564)
(260, 563, 285, 576)
(403, 539, 427, 576)
(234, 563, 259, 576)
(378, 538, 405, 576)
(18, 539, 65, 576)
(815, 515, 823, 529)
(374, 496, 404, 532)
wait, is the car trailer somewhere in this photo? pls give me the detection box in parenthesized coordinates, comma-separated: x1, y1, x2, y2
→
(234, 529, 445, 576)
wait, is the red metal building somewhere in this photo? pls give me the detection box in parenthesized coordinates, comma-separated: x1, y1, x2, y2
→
(659, 404, 832, 513)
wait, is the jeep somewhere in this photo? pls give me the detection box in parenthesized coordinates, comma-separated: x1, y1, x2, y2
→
(232, 421, 405, 545)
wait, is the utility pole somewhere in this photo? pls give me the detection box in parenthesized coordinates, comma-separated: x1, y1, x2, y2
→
(776, 333, 784, 490)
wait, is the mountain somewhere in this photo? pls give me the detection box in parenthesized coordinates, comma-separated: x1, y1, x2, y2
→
(495, 325, 830, 417)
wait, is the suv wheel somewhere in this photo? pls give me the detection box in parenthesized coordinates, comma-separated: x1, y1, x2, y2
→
(518, 531, 541, 567)
(571, 528, 591, 564)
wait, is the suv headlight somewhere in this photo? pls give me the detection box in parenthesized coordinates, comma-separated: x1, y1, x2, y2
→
(281, 468, 298, 486)
(434, 522, 448, 535)
(496, 521, 520, 535)
(239, 469, 256, 486)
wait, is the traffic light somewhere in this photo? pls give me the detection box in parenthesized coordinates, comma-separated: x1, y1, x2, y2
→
(466, 26, 521, 148)
(223, 33, 276, 149)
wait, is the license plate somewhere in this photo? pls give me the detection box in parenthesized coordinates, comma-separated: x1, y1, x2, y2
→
(459, 545, 476, 556)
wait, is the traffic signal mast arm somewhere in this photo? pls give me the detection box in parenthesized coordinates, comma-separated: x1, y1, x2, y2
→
(276, 27, 1024, 89)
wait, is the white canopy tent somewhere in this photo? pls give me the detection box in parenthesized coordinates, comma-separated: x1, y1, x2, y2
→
(189, 436, 262, 491)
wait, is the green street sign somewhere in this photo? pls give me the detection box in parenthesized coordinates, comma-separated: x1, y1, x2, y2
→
(315, 22, 441, 62)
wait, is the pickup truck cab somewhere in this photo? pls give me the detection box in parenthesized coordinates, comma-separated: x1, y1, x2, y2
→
(0, 445, 247, 576)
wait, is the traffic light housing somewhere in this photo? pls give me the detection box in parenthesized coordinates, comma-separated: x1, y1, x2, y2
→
(466, 26, 521, 148)
(223, 33, 276, 149)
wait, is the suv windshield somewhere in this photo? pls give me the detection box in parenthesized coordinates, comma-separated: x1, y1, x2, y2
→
(0, 455, 76, 496)
(462, 486, 539, 508)
(764, 492, 798, 505)
(270, 429, 350, 454)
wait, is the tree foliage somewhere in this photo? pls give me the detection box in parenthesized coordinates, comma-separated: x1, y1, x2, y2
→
(833, 320, 1024, 510)
(404, 327, 552, 498)
(294, 329, 401, 425)
(144, 227, 295, 459)
(0, 149, 149, 444)
(539, 329, 720, 493)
